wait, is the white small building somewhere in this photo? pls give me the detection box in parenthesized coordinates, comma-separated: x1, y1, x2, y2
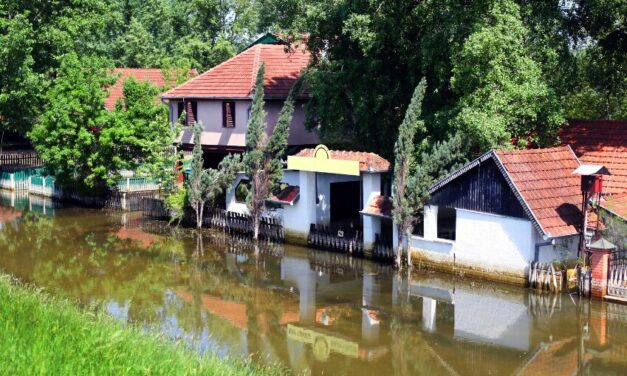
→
(226, 145, 392, 253)
(403, 146, 587, 284)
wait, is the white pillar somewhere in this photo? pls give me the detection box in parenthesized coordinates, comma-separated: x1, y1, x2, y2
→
(297, 171, 317, 231)
(361, 173, 381, 251)
(424, 205, 438, 240)
(422, 297, 437, 332)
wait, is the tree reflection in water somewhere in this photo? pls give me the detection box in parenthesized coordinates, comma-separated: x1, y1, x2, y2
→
(1, 203, 627, 375)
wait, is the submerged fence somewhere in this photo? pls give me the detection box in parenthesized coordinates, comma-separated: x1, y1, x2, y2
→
(307, 223, 364, 257)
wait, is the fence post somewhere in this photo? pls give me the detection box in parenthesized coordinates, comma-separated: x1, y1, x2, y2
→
(590, 248, 611, 299)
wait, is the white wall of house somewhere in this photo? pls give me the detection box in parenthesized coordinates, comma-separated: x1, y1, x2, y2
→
(171, 99, 317, 148)
(226, 173, 250, 214)
(410, 206, 536, 276)
(282, 170, 317, 237)
(535, 232, 579, 264)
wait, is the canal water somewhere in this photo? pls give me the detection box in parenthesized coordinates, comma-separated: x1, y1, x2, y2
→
(1, 192, 626, 375)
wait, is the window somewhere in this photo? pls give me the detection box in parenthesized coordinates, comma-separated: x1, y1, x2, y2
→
(412, 213, 424, 237)
(234, 179, 250, 203)
(222, 101, 236, 128)
(177, 101, 197, 126)
(437, 207, 456, 241)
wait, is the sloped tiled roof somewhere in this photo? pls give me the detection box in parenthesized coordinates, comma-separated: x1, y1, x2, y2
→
(496, 146, 582, 237)
(267, 185, 300, 206)
(361, 195, 392, 218)
(105, 68, 197, 110)
(295, 149, 391, 172)
(162, 44, 311, 99)
(559, 120, 627, 194)
(601, 192, 627, 220)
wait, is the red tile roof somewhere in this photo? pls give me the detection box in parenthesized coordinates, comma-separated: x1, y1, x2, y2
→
(496, 146, 583, 237)
(361, 195, 392, 218)
(105, 68, 197, 110)
(268, 185, 300, 205)
(559, 120, 627, 194)
(601, 192, 627, 220)
(162, 44, 311, 99)
(295, 149, 391, 172)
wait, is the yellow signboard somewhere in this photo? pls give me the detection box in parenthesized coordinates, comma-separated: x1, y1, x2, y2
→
(287, 324, 359, 361)
(287, 145, 360, 176)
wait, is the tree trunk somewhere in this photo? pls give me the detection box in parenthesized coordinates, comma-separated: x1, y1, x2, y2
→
(0, 130, 4, 159)
(252, 212, 260, 241)
(396, 224, 404, 269)
(198, 202, 204, 229)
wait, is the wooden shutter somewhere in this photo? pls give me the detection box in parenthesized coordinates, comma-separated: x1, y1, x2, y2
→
(223, 102, 235, 128)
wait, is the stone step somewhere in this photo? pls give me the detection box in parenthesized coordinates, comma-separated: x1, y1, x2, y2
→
(604, 295, 627, 305)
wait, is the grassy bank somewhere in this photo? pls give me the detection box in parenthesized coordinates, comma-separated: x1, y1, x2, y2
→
(0, 275, 284, 375)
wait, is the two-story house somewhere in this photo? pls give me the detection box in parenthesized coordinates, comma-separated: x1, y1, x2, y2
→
(161, 40, 318, 167)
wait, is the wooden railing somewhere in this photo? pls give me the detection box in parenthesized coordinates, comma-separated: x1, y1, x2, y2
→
(0, 152, 42, 168)
(609, 249, 627, 298)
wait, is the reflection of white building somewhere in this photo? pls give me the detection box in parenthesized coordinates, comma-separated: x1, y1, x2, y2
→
(410, 276, 532, 352)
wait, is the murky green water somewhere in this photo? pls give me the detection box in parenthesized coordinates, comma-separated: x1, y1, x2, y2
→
(1, 191, 626, 375)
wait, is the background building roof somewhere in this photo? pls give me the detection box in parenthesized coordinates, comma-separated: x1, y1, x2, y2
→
(105, 68, 197, 110)
(559, 120, 627, 194)
(162, 44, 310, 100)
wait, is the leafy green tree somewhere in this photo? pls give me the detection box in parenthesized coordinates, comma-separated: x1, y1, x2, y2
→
(243, 64, 296, 240)
(0, 13, 41, 153)
(187, 122, 242, 228)
(450, 0, 563, 151)
(31, 56, 179, 190)
(116, 17, 163, 68)
(563, 0, 627, 119)
(392, 79, 427, 268)
(104, 77, 180, 185)
(29, 53, 115, 188)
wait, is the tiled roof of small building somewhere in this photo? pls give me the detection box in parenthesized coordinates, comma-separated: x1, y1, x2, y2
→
(105, 68, 197, 110)
(361, 195, 392, 218)
(295, 149, 391, 172)
(559, 120, 627, 194)
(161, 44, 310, 99)
(601, 192, 627, 220)
(496, 146, 582, 237)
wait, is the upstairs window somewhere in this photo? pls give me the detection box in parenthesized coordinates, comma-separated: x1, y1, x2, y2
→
(222, 101, 236, 128)
(177, 101, 197, 126)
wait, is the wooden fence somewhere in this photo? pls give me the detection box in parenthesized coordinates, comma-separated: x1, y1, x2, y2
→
(117, 177, 160, 193)
(373, 234, 395, 263)
(0, 152, 42, 168)
(307, 223, 364, 257)
(204, 209, 284, 243)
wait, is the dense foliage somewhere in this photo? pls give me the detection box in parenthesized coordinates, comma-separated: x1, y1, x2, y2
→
(30, 53, 177, 188)
(2, 0, 625, 162)
(260, 0, 626, 157)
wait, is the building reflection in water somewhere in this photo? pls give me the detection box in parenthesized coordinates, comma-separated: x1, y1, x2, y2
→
(1, 203, 627, 375)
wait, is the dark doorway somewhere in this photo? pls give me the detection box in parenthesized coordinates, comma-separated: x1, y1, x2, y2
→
(330, 181, 361, 225)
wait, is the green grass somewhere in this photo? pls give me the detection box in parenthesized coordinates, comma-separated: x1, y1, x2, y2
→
(0, 274, 285, 375)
